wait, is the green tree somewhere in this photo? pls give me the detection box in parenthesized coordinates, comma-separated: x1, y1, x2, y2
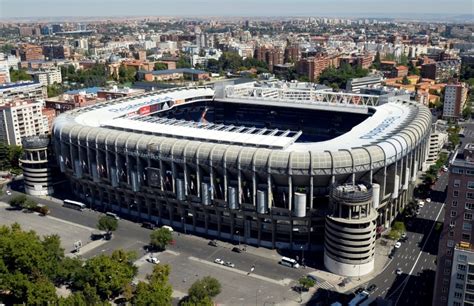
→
(10, 68, 32, 82)
(21, 198, 37, 211)
(182, 276, 221, 306)
(176, 56, 192, 69)
(399, 54, 409, 66)
(74, 250, 137, 300)
(26, 276, 58, 305)
(97, 216, 118, 236)
(373, 51, 381, 69)
(401, 75, 410, 85)
(154, 62, 169, 70)
(149, 228, 173, 251)
(298, 277, 315, 291)
(133, 264, 173, 306)
(408, 61, 420, 75)
(9, 194, 27, 208)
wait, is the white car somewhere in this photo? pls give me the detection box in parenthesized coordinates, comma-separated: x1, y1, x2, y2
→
(5, 190, 11, 195)
(224, 261, 235, 268)
(396, 268, 403, 275)
(418, 201, 424, 208)
(425, 198, 431, 203)
(147, 257, 160, 264)
(162, 225, 174, 232)
(394, 242, 402, 248)
(214, 258, 224, 265)
(401, 233, 407, 239)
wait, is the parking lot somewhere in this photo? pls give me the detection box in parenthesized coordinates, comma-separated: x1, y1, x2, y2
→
(0, 201, 95, 253)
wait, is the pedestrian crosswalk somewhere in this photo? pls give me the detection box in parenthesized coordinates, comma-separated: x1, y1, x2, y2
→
(315, 280, 334, 290)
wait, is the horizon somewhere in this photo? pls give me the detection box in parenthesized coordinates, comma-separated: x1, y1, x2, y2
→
(0, 0, 472, 20)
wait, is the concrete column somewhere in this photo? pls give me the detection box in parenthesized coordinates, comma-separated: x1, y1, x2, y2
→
(288, 175, 293, 211)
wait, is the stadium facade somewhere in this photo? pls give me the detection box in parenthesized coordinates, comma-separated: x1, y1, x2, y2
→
(52, 83, 431, 276)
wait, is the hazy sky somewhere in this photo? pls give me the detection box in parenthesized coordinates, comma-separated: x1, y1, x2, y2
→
(1, 0, 473, 18)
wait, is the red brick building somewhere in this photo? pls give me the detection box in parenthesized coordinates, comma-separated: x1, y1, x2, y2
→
(296, 55, 330, 82)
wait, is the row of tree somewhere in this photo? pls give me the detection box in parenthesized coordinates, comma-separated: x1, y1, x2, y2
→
(318, 63, 369, 89)
(0, 221, 221, 305)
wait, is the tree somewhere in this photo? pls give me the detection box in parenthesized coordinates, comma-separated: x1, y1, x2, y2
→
(149, 228, 173, 251)
(188, 276, 221, 299)
(21, 198, 37, 211)
(399, 54, 409, 66)
(10, 68, 32, 82)
(298, 277, 315, 291)
(9, 194, 27, 208)
(26, 276, 58, 305)
(132, 264, 173, 306)
(74, 250, 137, 300)
(97, 216, 118, 236)
(373, 51, 381, 69)
(154, 62, 168, 70)
(38, 205, 50, 216)
(408, 61, 420, 76)
(401, 76, 410, 85)
(176, 56, 192, 69)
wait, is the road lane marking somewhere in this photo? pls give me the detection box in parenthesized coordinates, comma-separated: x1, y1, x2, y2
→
(188, 256, 291, 286)
(393, 203, 444, 306)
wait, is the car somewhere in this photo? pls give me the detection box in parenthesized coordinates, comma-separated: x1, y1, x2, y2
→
(426, 198, 431, 203)
(442, 166, 448, 172)
(367, 284, 377, 292)
(418, 201, 424, 208)
(147, 257, 160, 264)
(214, 258, 224, 265)
(142, 222, 156, 230)
(355, 287, 364, 294)
(224, 261, 235, 268)
(396, 268, 403, 275)
(90, 231, 106, 240)
(394, 242, 401, 248)
(232, 246, 242, 253)
(401, 233, 407, 239)
(162, 225, 174, 232)
(208, 240, 218, 247)
(5, 190, 11, 195)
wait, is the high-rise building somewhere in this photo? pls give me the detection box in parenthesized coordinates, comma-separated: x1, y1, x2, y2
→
(0, 82, 46, 104)
(434, 144, 474, 306)
(28, 69, 62, 86)
(443, 82, 469, 119)
(254, 47, 284, 72)
(296, 55, 330, 82)
(284, 45, 301, 63)
(0, 100, 49, 146)
(42, 44, 70, 59)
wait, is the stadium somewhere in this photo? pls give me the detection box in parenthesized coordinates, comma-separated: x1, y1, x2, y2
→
(52, 83, 432, 276)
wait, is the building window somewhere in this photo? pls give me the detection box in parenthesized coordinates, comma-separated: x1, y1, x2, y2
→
(454, 190, 460, 197)
(454, 179, 461, 187)
(458, 264, 467, 271)
(445, 268, 452, 275)
(455, 283, 464, 289)
(468, 192, 474, 200)
(449, 231, 455, 237)
(458, 255, 467, 262)
(447, 249, 453, 256)
(468, 170, 474, 176)
(453, 200, 458, 207)
(452, 211, 458, 217)
(454, 291, 463, 299)
(452, 302, 461, 306)
(467, 203, 474, 210)
(446, 259, 453, 266)
(465, 213, 473, 221)
(457, 273, 465, 280)
(464, 222, 472, 231)
(453, 168, 465, 174)
(448, 240, 455, 247)
(462, 233, 471, 241)
(469, 181, 474, 189)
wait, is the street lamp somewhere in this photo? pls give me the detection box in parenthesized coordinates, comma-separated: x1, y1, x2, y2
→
(236, 230, 240, 248)
(181, 216, 186, 234)
(300, 245, 305, 267)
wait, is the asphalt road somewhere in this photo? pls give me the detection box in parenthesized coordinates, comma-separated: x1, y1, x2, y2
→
(0, 187, 308, 284)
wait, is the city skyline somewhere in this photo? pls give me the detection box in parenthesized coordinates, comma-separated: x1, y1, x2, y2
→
(0, 0, 472, 19)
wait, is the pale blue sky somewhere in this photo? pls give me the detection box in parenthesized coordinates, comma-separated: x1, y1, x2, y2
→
(0, 0, 472, 18)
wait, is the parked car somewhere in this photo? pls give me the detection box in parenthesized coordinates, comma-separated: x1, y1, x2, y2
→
(367, 284, 377, 292)
(396, 268, 403, 275)
(224, 261, 235, 268)
(208, 240, 218, 247)
(214, 258, 224, 265)
(147, 257, 160, 264)
(142, 222, 156, 230)
(307, 274, 318, 282)
(5, 190, 11, 195)
(232, 247, 242, 253)
(90, 231, 106, 240)
(162, 225, 174, 232)
(425, 198, 431, 203)
(394, 242, 402, 248)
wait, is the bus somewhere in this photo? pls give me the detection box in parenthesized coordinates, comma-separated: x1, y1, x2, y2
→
(348, 291, 369, 306)
(279, 257, 300, 268)
(63, 199, 86, 211)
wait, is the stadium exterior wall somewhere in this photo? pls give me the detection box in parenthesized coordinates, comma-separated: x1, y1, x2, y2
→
(52, 86, 432, 254)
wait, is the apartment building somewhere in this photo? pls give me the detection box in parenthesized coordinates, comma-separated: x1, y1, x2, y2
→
(28, 69, 62, 86)
(443, 82, 469, 119)
(434, 144, 474, 306)
(0, 100, 49, 146)
(0, 82, 46, 104)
